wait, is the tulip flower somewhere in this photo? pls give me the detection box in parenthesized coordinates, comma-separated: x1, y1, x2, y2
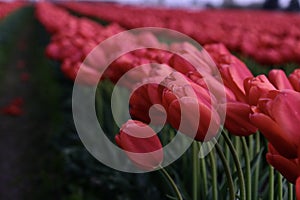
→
(129, 66, 173, 125)
(244, 75, 276, 105)
(289, 69, 300, 92)
(115, 120, 163, 170)
(160, 72, 220, 141)
(268, 69, 293, 90)
(266, 143, 300, 184)
(205, 43, 253, 102)
(129, 82, 166, 126)
(168, 44, 236, 103)
(1, 97, 24, 117)
(250, 90, 300, 158)
(224, 102, 257, 136)
(169, 42, 215, 76)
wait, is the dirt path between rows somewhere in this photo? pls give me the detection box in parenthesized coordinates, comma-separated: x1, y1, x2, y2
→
(0, 10, 58, 198)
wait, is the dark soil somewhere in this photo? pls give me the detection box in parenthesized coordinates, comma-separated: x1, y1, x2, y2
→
(0, 8, 63, 200)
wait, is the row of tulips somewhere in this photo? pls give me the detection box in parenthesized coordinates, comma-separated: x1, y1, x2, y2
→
(35, 2, 125, 83)
(0, 1, 25, 20)
(62, 2, 300, 65)
(115, 47, 300, 199)
(35, 2, 300, 199)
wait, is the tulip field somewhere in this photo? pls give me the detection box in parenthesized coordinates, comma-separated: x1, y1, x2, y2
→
(0, 2, 300, 200)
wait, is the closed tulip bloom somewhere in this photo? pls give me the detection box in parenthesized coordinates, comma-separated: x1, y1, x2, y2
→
(266, 144, 300, 184)
(289, 69, 300, 92)
(62, 60, 101, 85)
(205, 43, 253, 102)
(224, 102, 257, 136)
(244, 75, 277, 105)
(169, 42, 215, 76)
(160, 72, 220, 141)
(129, 82, 166, 126)
(115, 120, 163, 170)
(129, 66, 173, 125)
(268, 69, 293, 90)
(204, 43, 231, 62)
(250, 90, 300, 158)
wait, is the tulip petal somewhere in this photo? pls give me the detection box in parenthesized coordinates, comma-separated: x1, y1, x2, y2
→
(250, 113, 297, 158)
(266, 153, 300, 183)
(225, 102, 257, 136)
(289, 69, 300, 92)
(268, 69, 293, 90)
(115, 120, 163, 170)
(267, 90, 300, 148)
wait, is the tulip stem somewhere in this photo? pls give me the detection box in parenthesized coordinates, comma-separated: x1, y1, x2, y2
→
(277, 173, 283, 200)
(249, 135, 254, 159)
(253, 132, 260, 200)
(288, 183, 293, 200)
(209, 148, 218, 200)
(192, 142, 199, 200)
(198, 143, 208, 198)
(269, 166, 274, 200)
(241, 137, 251, 200)
(222, 130, 246, 200)
(160, 167, 183, 200)
(214, 140, 235, 200)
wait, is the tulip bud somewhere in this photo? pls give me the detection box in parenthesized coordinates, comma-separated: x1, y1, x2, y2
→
(266, 144, 300, 184)
(244, 75, 276, 105)
(160, 72, 220, 141)
(289, 69, 300, 92)
(115, 120, 163, 170)
(224, 102, 257, 136)
(205, 43, 253, 102)
(250, 90, 300, 158)
(268, 69, 293, 90)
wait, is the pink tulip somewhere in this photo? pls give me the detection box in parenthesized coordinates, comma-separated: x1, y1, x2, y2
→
(289, 69, 300, 92)
(115, 120, 163, 170)
(129, 82, 166, 126)
(268, 69, 293, 90)
(266, 144, 300, 184)
(250, 90, 300, 158)
(244, 75, 277, 105)
(224, 102, 257, 136)
(160, 72, 220, 141)
(205, 43, 253, 102)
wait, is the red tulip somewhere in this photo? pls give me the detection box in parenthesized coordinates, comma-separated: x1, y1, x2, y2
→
(169, 43, 236, 103)
(250, 90, 300, 158)
(205, 43, 253, 102)
(268, 69, 293, 90)
(160, 72, 220, 141)
(266, 143, 300, 184)
(129, 66, 173, 125)
(1, 97, 24, 117)
(244, 75, 276, 105)
(224, 102, 257, 136)
(289, 69, 300, 92)
(129, 82, 166, 126)
(115, 120, 163, 170)
(169, 42, 215, 76)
